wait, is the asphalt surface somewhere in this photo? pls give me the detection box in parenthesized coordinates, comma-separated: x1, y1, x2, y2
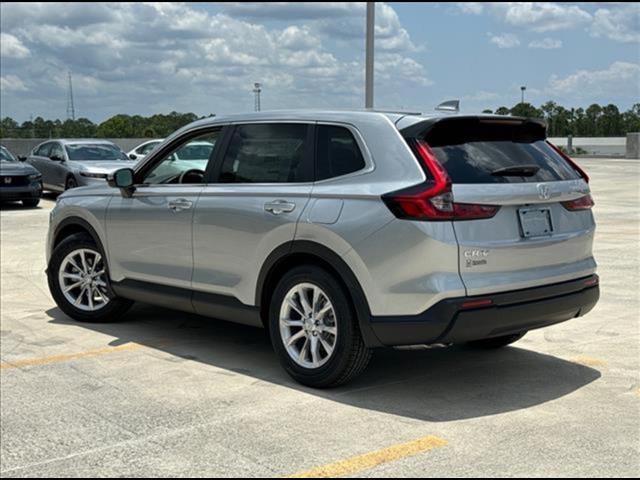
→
(1, 158, 639, 477)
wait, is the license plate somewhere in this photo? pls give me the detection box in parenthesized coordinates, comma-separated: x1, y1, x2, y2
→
(519, 207, 553, 238)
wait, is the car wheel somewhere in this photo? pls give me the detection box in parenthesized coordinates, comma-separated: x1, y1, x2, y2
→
(466, 332, 526, 349)
(47, 233, 133, 323)
(269, 265, 371, 388)
(65, 176, 78, 190)
(22, 198, 40, 208)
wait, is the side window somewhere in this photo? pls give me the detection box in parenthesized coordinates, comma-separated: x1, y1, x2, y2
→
(139, 142, 159, 155)
(316, 125, 366, 181)
(219, 123, 311, 183)
(143, 130, 220, 185)
(49, 143, 65, 160)
(35, 142, 52, 157)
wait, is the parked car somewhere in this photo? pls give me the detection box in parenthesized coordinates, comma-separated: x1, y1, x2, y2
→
(127, 139, 163, 161)
(27, 139, 135, 192)
(45, 111, 599, 388)
(0, 145, 43, 207)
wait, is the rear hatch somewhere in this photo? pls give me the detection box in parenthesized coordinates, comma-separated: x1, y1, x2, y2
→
(393, 116, 596, 296)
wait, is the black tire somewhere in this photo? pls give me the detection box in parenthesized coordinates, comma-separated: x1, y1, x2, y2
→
(22, 198, 40, 208)
(466, 332, 526, 349)
(269, 265, 371, 388)
(47, 233, 133, 323)
(65, 176, 78, 190)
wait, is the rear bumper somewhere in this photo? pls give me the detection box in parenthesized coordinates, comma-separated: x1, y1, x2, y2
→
(369, 275, 600, 346)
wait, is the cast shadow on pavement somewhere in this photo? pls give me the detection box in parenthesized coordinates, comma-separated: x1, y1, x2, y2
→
(46, 303, 601, 423)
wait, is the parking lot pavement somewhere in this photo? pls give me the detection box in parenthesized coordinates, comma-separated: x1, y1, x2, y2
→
(1, 159, 639, 478)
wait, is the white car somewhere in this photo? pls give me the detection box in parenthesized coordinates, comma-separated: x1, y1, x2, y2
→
(127, 139, 163, 161)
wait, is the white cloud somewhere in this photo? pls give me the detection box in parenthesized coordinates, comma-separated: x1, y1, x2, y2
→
(528, 38, 562, 49)
(0, 2, 431, 120)
(489, 33, 521, 48)
(0, 33, 30, 58)
(591, 4, 640, 43)
(457, 3, 484, 15)
(461, 2, 592, 33)
(547, 61, 640, 98)
(0, 75, 28, 92)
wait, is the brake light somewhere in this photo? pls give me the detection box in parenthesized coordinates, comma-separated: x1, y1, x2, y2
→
(547, 141, 589, 183)
(562, 194, 594, 211)
(382, 139, 500, 221)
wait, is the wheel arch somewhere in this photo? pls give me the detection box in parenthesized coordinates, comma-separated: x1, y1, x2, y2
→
(256, 240, 382, 347)
(53, 217, 106, 257)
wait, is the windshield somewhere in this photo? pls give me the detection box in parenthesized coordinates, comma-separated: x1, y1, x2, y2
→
(0, 147, 18, 162)
(65, 144, 128, 161)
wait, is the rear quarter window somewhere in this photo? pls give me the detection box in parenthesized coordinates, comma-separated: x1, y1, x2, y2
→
(316, 125, 366, 181)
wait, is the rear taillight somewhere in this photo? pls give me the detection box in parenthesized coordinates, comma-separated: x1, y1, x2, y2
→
(547, 141, 589, 183)
(562, 194, 595, 211)
(382, 139, 500, 221)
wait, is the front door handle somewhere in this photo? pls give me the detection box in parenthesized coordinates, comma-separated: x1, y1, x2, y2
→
(264, 200, 296, 215)
(168, 198, 193, 212)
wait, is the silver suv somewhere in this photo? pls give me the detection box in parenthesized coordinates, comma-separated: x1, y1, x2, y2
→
(46, 111, 599, 387)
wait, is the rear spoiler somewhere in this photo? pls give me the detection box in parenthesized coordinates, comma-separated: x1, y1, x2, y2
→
(399, 115, 547, 142)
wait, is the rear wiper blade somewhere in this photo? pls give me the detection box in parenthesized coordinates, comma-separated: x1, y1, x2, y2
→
(491, 165, 540, 177)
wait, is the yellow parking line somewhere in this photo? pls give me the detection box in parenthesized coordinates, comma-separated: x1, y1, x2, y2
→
(287, 435, 448, 478)
(0, 343, 143, 370)
(571, 355, 607, 367)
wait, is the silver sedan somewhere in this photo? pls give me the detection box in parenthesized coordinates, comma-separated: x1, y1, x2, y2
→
(27, 139, 136, 192)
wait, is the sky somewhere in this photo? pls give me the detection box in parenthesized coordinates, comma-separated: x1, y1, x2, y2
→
(0, 2, 639, 123)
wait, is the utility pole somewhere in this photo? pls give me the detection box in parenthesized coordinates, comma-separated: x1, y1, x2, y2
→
(253, 82, 262, 112)
(520, 85, 526, 105)
(365, 2, 374, 109)
(66, 71, 76, 120)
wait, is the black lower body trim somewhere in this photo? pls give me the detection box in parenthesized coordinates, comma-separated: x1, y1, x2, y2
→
(370, 275, 600, 346)
(111, 279, 262, 328)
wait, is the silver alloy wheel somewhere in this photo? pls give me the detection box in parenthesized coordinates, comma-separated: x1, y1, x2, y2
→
(279, 282, 338, 369)
(58, 248, 110, 312)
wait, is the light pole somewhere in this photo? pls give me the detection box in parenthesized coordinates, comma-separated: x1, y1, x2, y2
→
(520, 85, 526, 104)
(253, 82, 262, 112)
(365, 2, 374, 109)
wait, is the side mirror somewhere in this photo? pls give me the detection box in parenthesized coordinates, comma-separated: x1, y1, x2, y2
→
(108, 168, 135, 190)
(129, 153, 137, 160)
(18, 156, 26, 162)
(49, 154, 64, 162)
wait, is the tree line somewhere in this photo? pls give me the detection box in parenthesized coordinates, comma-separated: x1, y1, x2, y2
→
(0, 112, 209, 139)
(1, 102, 638, 139)
(483, 102, 639, 137)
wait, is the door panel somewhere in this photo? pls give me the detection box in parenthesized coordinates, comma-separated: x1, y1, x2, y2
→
(192, 184, 311, 305)
(106, 185, 203, 289)
(192, 122, 314, 307)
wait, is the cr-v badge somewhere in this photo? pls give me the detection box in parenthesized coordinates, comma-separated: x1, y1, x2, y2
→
(464, 249, 489, 267)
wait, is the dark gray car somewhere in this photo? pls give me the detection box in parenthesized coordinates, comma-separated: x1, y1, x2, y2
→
(27, 139, 136, 192)
(0, 145, 43, 207)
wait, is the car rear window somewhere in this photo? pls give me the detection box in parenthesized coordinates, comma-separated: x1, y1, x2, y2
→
(414, 118, 580, 184)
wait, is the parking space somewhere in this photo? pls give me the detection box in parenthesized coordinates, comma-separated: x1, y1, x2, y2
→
(1, 159, 638, 477)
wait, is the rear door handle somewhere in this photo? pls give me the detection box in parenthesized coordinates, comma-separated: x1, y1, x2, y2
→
(168, 198, 193, 212)
(264, 200, 296, 215)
